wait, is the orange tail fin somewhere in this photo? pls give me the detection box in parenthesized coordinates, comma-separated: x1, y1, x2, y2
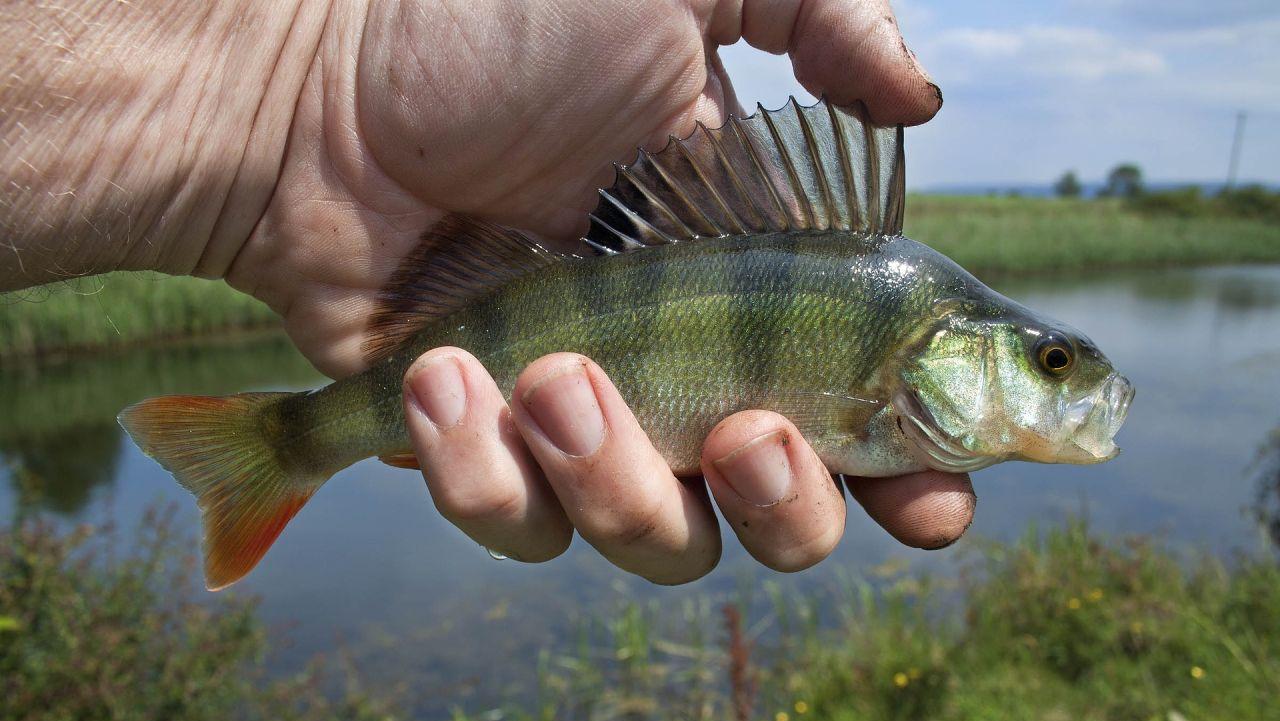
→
(118, 393, 326, 591)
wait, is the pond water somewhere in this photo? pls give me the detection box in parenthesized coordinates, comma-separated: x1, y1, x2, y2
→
(3, 264, 1279, 713)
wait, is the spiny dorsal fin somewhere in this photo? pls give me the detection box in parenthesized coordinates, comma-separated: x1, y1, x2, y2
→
(583, 97, 905, 255)
(362, 214, 561, 364)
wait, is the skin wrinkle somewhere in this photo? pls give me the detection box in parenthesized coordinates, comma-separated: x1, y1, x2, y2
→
(199, 0, 335, 277)
(0, 1, 327, 288)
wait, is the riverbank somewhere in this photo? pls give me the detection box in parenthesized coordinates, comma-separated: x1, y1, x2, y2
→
(471, 521, 1280, 721)
(5, 508, 1277, 721)
(3, 196, 1278, 361)
(905, 196, 1280, 273)
(0, 272, 278, 363)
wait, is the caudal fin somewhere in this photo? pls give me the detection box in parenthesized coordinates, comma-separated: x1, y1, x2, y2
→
(118, 393, 324, 591)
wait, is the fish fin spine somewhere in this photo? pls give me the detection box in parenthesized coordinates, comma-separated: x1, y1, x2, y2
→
(584, 97, 906, 254)
(117, 392, 325, 591)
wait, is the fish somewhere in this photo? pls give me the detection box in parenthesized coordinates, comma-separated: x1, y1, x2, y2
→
(118, 98, 1134, 590)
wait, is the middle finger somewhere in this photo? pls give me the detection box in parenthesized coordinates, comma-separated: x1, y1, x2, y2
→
(510, 353, 723, 585)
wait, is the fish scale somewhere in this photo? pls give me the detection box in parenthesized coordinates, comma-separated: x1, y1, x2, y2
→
(118, 99, 1132, 590)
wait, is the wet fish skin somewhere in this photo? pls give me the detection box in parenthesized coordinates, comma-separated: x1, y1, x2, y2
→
(274, 229, 978, 480)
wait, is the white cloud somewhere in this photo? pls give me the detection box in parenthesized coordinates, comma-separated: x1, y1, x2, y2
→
(933, 25, 1166, 81)
(937, 29, 1021, 58)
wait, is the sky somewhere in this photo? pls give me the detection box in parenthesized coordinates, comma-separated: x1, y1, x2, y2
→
(719, 0, 1280, 189)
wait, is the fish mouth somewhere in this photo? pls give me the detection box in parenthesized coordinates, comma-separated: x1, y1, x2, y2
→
(1052, 373, 1135, 464)
(892, 372, 1135, 471)
(892, 389, 1000, 474)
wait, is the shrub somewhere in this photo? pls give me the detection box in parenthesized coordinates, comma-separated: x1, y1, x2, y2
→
(0, 500, 400, 721)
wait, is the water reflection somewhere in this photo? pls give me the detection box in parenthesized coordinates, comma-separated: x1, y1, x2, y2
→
(0, 335, 322, 515)
(0, 422, 121, 514)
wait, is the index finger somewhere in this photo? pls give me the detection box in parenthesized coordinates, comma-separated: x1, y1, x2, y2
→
(738, 0, 942, 125)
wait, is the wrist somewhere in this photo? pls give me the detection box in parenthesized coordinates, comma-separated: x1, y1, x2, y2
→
(0, 0, 331, 289)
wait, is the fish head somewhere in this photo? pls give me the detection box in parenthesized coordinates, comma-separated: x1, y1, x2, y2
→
(894, 305, 1134, 473)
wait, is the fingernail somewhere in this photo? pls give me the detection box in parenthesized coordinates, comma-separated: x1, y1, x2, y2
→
(406, 356, 466, 428)
(713, 430, 793, 506)
(520, 362, 605, 457)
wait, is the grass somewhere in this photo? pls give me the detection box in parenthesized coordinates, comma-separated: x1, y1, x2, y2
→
(0, 272, 278, 362)
(2, 196, 1279, 360)
(904, 196, 1280, 274)
(459, 522, 1280, 721)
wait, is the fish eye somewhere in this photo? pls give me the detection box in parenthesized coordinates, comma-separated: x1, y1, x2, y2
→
(1035, 334, 1075, 377)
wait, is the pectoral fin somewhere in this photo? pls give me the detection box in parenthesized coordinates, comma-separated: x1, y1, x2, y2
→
(762, 391, 883, 439)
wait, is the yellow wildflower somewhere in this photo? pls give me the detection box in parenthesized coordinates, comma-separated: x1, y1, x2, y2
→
(1190, 666, 1205, 680)
(1067, 597, 1082, 610)
(776, 712, 791, 721)
(794, 701, 809, 714)
(893, 672, 909, 688)
(1087, 588, 1104, 602)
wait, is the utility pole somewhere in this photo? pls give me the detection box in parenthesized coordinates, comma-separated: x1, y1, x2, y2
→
(1226, 111, 1246, 188)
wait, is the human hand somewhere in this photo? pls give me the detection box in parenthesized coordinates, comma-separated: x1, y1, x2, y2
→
(223, 0, 943, 378)
(401, 349, 975, 581)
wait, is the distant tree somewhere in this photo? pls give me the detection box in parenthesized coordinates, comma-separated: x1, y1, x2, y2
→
(1053, 171, 1083, 198)
(1101, 163, 1144, 199)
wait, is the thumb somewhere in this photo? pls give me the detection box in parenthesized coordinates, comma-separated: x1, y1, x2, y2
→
(737, 0, 942, 125)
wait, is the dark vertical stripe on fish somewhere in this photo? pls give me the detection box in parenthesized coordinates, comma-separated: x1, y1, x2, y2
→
(729, 237, 797, 392)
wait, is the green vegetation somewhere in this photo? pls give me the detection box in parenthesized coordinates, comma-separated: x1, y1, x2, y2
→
(0, 503, 399, 721)
(1052, 170, 1083, 198)
(2, 195, 1279, 360)
(0, 272, 277, 362)
(462, 522, 1280, 721)
(905, 195, 1280, 274)
(1129, 184, 1280, 223)
(1099, 163, 1144, 199)
(4, 496, 1277, 720)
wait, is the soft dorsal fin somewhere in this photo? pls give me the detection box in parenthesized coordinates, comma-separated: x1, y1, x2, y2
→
(582, 97, 905, 255)
(362, 214, 560, 364)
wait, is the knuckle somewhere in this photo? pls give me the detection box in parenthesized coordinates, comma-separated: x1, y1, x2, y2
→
(434, 483, 525, 527)
(579, 493, 667, 547)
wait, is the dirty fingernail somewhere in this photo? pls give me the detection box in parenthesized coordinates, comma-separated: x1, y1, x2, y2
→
(407, 356, 467, 428)
(520, 363, 605, 457)
(713, 430, 793, 506)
